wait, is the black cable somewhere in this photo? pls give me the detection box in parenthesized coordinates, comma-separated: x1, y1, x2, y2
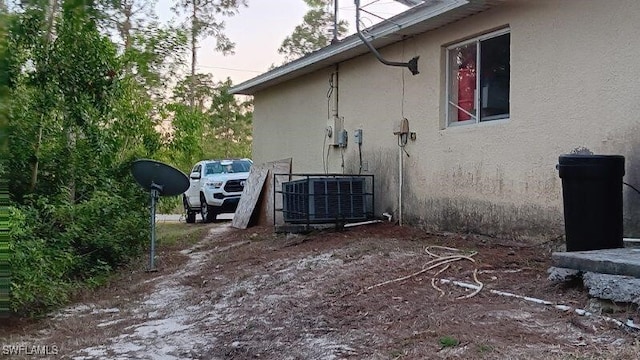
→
(397, 133, 410, 157)
(326, 139, 331, 174)
(358, 142, 363, 175)
(326, 75, 334, 119)
(325, 73, 335, 174)
(323, 130, 328, 174)
(624, 182, 640, 196)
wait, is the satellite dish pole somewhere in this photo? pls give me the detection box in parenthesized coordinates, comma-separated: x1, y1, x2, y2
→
(131, 159, 190, 272)
(149, 182, 162, 271)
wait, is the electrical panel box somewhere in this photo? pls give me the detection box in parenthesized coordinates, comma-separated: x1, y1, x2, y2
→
(354, 129, 363, 145)
(338, 129, 348, 147)
(327, 116, 343, 146)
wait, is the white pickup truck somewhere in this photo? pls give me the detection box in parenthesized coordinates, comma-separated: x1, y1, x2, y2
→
(182, 159, 252, 223)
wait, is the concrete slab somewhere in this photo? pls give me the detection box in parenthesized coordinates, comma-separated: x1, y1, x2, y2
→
(624, 238, 640, 248)
(582, 272, 640, 305)
(552, 248, 640, 278)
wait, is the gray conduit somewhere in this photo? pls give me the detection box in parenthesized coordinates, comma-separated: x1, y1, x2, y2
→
(438, 278, 640, 331)
(354, 0, 419, 75)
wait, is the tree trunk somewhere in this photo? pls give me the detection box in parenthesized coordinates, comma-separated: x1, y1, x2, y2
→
(190, 1, 197, 108)
(30, 0, 59, 192)
(66, 126, 76, 204)
(122, 0, 133, 50)
(29, 120, 44, 192)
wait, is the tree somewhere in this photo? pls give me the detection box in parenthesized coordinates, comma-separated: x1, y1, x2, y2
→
(205, 78, 252, 158)
(5, 0, 157, 315)
(278, 0, 347, 62)
(103, 0, 154, 50)
(172, 0, 246, 106)
(0, 3, 9, 175)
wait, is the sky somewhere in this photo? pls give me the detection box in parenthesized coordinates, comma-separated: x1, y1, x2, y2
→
(155, 0, 409, 85)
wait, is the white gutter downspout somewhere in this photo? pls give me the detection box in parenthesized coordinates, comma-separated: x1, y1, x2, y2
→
(399, 143, 404, 226)
(331, 67, 339, 121)
(395, 119, 409, 226)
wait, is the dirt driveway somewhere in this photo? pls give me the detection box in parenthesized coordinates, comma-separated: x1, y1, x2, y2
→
(1, 222, 638, 359)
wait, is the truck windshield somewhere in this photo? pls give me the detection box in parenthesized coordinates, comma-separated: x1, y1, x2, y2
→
(205, 160, 251, 175)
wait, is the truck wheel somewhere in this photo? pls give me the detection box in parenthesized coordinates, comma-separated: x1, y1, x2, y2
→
(183, 196, 196, 224)
(200, 193, 216, 223)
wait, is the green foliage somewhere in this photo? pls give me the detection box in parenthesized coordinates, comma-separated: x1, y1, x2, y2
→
(204, 77, 252, 159)
(156, 222, 210, 247)
(58, 191, 148, 275)
(163, 75, 253, 172)
(8, 189, 148, 314)
(172, 0, 247, 55)
(4, 0, 253, 316)
(123, 24, 188, 96)
(278, 0, 348, 62)
(8, 205, 74, 314)
(439, 336, 460, 348)
(477, 343, 494, 353)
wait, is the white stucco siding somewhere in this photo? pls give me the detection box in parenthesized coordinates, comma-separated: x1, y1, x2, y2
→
(252, 69, 333, 172)
(252, 0, 640, 237)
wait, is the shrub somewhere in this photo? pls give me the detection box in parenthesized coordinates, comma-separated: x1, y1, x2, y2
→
(8, 189, 149, 315)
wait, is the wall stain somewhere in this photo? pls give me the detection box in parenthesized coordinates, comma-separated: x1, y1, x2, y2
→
(404, 195, 564, 241)
(619, 135, 640, 237)
(355, 150, 398, 215)
(339, 137, 640, 239)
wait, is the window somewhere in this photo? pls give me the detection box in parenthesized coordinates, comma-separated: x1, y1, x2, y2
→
(446, 29, 510, 125)
(205, 162, 222, 175)
(230, 160, 252, 173)
(205, 160, 252, 175)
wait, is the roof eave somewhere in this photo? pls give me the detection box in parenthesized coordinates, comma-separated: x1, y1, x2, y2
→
(230, 0, 497, 95)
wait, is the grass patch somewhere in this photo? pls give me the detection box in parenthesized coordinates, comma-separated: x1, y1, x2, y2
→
(156, 223, 211, 247)
(439, 336, 459, 348)
(478, 343, 494, 353)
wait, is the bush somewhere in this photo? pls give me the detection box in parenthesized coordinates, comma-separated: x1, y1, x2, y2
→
(59, 191, 148, 276)
(8, 190, 149, 315)
(9, 206, 74, 314)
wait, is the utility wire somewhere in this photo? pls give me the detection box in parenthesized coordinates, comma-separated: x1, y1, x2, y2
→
(401, 41, 406, 119)
(196, 65, 262, 73)
(624, 182, 640, 196)
(358, 7, 401, 26)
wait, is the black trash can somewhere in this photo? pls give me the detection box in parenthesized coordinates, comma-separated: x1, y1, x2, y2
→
(557, 154, 625, 251)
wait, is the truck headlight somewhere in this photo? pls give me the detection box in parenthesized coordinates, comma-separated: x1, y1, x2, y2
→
(206, 181, 223, 189)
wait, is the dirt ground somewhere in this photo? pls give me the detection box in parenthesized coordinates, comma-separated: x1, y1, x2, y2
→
(1, 221, 639, 359)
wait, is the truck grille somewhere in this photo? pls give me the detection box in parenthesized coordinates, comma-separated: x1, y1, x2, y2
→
(224, 179, 245, 193)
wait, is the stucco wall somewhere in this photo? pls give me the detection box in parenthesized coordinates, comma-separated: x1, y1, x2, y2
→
(252, 0, 640, 238)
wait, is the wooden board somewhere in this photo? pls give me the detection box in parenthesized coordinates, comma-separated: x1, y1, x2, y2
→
(256, 158, 292, 226)
(231, 165, 268, 229)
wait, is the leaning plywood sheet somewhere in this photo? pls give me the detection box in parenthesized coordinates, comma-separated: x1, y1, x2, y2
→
(231, 165, 268, 229)
(256, 158, 292, 226)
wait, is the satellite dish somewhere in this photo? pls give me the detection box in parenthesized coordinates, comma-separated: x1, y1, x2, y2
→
(131, 159, 190, 196)
(131, 159, 190, 271)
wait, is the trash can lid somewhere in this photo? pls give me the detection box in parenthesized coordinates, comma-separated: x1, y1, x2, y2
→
(557, 154, 625, 178)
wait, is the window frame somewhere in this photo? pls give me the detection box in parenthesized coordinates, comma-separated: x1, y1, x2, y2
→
(445, 28, 511, 127)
